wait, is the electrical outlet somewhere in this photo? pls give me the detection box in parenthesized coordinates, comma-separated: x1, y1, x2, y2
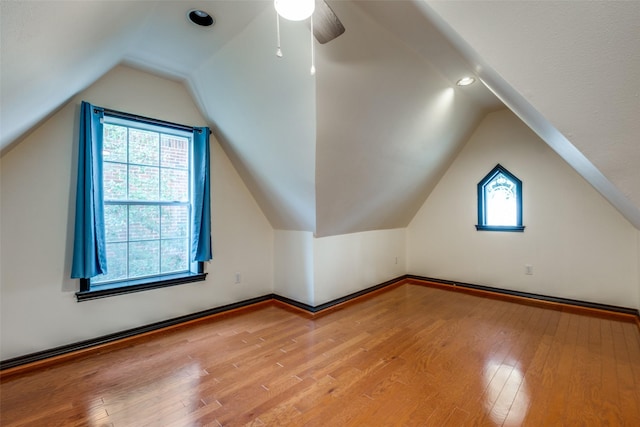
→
(235, 272, 241, 284)
(525, 265, 533, 275)
(395, 256, 398, 264)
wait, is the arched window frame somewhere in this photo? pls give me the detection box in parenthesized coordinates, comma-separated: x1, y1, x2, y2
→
(476, 164, 525, 232)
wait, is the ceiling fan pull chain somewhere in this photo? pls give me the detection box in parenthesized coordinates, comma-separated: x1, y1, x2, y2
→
(310, 14, 316, 75)
(276, 10, 283, 58)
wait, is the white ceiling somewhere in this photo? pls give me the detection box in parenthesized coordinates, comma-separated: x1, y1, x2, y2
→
(1, 0, 639, 234)
(315, 0, 499, 235)
(423, 0, 640, 229)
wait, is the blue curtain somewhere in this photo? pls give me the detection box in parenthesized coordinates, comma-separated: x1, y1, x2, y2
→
(71, 102, 107, 278)
(192, 127, 212, 262)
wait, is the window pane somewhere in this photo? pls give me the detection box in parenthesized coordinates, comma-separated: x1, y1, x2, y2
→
(161, 206, 188, 238)
(129, 241, 160, 278)
(129, 165, 159, 201)
(93, 242, 128, 283)
(129, 205, 160, 240)
(129, 129, 159, 166)
(103, 124, 127, 163)
(485, 173, 517, 226)
(161, 169, 189, 202)
(94, 115, 197, 289)
(161, 239, 189, 273)
(161, 135, 189, 169)
(104, 204, 127, 242)
(103, 162, 127, 200)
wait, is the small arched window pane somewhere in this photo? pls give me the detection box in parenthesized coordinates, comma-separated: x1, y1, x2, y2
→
(477, 165, 524, 232)
(485, 173, 517, 226)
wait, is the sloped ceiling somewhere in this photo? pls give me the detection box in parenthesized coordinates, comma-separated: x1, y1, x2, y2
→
(2, 1, 639, 235)
(314, 1, 498, 236)
(422, 0, 640, 229)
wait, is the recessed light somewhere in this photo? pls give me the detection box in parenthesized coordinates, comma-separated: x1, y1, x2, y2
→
(187, 9, 215, 27)
(456, 76, 476, 86)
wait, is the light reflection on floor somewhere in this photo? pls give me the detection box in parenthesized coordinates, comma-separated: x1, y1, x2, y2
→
(86, 358, 204, 426)
(483, 358, 530, 425)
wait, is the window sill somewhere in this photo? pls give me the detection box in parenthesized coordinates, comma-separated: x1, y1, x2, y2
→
(76, 272, 207, 302)
(476, 225, 525, 232)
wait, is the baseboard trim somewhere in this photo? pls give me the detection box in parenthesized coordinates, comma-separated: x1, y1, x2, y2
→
(2, 274, 639, 377)
(0, 295, 274, 376)
(272, 276, 405, 316)
(0, 277, 405, 377)
(406, 275, 640, 322)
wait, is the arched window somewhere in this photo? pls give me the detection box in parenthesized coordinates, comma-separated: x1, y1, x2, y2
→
(476, 164, 524, 232)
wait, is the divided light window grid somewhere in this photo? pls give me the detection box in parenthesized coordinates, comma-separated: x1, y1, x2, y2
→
(93, 119, 192, 284)
(484, 172, 517, 226)
(476, 164, 525, 232)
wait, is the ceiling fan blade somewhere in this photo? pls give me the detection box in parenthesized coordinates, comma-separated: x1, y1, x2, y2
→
(311, 0, 345, 44)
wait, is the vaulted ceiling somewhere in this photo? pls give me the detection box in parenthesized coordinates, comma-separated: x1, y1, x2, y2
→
(2, 1, 639, 235)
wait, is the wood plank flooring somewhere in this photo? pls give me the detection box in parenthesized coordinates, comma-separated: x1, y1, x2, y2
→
(1, 284, 639, 426)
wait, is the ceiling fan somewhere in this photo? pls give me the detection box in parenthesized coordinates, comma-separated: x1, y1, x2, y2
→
(310, 0, 345, 44)
(275, 0, 345, 44)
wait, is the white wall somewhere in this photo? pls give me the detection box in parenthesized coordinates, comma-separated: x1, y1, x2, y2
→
(4, 74, 636, 362)
(408, 109, 639, 309)
(0, 65, 274, 360)
(313, 229, 406, 305)
(273, 230, 315, 305)
(0, 158, 3, 316)
(637, 230, 640, 309)
(191, 6, 317, 232)
(273, 228, 406, 307)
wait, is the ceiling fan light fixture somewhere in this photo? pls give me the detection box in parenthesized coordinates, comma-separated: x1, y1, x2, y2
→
(456, 76, 476, 86)
(274, 0, 315, 21)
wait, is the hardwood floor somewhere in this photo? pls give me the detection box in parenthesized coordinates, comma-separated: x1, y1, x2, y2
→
(1, 284, 639, 426)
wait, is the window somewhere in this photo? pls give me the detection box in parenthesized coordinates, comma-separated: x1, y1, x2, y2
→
(72, 102, 211, 300)
(476, 164, 524, 232)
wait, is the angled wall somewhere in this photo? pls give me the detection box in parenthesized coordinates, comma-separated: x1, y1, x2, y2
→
(314, 1, 491, 237)
(190, 6, 317, 232)
(422, 0, 640, 230)
(313, 229, 406, 305)
(638, 230, 640, 309)
(407, 109, 639, 309)
(0, 66, 274, 360)
(274, 230, 315, 305)
(274, 228, 406, 307)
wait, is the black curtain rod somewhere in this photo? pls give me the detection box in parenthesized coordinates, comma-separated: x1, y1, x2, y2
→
(94, 107, 210, 134)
